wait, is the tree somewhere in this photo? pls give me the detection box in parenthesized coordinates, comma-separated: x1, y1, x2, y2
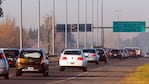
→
(0, 17, 30, 48)
(0, 17, 19, 47)
(0, 0, 3, 17)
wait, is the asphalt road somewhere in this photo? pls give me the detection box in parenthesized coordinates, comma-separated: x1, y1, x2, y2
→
(0, 57, 149, 84)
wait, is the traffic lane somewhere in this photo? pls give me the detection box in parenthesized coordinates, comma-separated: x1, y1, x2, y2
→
(48, 57, 149, 84)
(1, 57, 148, 84)
(0, 59, 108, 84)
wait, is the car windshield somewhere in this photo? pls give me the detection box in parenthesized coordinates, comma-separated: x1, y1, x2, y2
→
(64, 51, 81, 55)
(20, 51, 42, 59)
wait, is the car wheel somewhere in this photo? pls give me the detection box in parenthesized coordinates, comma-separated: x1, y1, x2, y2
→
(120, 56, 123, 61)
(43, 71, 49, 77)
(59, 67, 65, 71)
(4, 74, 9, 79)
(82, 67, 87, 72)
(104, 59, 107, 64)
(95, 60, 99, 64)
(16, 70, 22, 76)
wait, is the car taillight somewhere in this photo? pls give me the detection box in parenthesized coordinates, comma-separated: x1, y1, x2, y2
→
(41, 56, 44, 64)
(110, 52, 112, 56)
(78, 57, 83, 60)
(62, 57, 67, 60)
(1, 54, 5, 59)
(92, 54, 96, 56)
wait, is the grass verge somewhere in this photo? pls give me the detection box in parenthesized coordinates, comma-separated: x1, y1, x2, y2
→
(122, 64, 149, 84)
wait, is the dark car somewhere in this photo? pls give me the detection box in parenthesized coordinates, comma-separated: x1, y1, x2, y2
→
(16, 48, 49, 77)
(95, 48, 108, 64)
(1, 48, 20, 67)
(109, 49, 123, 60)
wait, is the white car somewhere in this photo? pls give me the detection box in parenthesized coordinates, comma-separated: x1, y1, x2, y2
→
(144, 53, 149, 58)
(59, 49, 87, 72)
(82, 48, 100, 64)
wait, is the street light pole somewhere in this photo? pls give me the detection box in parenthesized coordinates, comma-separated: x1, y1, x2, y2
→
(77, 0, 80, 48)
(38, 0, 40, 48)
(96, 0, 99, 46)
(65, 0, 68, 48)
(20, 0, 23, 50)
(115, 10, 122, 48)
(85, 0, 87, 48)
(91, 0, 94, 47)
(52, 0, 55, 54)
(115, 10, 121, 21)
(101, 0, 104, 47)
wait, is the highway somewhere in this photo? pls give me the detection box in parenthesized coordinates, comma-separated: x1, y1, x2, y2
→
(0, 57, 148, 84)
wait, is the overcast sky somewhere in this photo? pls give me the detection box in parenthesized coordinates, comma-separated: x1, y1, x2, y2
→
(1, 0, 149, 41)
(1, 0, 149, 28)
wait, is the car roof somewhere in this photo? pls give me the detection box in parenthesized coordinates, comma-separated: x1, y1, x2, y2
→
(21, 48, 45, 51)
(63, 48, 82, 51)
(0, 48, 20, 51)
(95, 48, 105, 50)
(82, 48, 96, 50)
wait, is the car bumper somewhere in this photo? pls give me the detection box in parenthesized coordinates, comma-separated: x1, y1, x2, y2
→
(0, 69, 8, 76)
(59, 60, 86, 67)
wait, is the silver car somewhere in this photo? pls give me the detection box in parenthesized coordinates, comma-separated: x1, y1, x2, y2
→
(82, 48, 100, 64)
(0, 50, 9, 79)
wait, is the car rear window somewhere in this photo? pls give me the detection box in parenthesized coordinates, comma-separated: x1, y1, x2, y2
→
(96, 49, 104, 54)
(4, 50, 19, 57)
(111, 50, 120, 53)
(83, 49, 96, 53)
(20, 51, 42, 59)
(64, 51, 81, 55)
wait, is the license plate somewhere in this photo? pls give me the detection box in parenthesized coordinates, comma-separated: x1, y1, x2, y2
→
(7, 58, 13, 61)
(70, 62, 75, 64)
(27, 67, 34, 70)
(114, 54, 117, 56)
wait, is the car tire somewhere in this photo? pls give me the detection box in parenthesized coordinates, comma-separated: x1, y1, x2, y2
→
(16, 70, 22, 76)
(59, 67, 65, 71)
(4, 74, 9, 79)
(104, 59, 107, 64)
(95, 61, 99, 64)
(120, 56, 123, 61)
(82, 67, 87, 72)
(43, 71, 49, 77)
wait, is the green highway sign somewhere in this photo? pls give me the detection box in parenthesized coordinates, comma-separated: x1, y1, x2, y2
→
(113, 21, 146, 32)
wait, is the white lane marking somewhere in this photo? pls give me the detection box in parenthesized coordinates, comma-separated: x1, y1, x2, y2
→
(46, 72, 88, 84)
(47, 65, 108, 84)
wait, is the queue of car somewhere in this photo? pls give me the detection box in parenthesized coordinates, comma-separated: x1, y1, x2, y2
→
(0, 47, 142, 79)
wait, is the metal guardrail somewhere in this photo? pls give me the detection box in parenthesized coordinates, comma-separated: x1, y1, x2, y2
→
(48, 54, 59, 62)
